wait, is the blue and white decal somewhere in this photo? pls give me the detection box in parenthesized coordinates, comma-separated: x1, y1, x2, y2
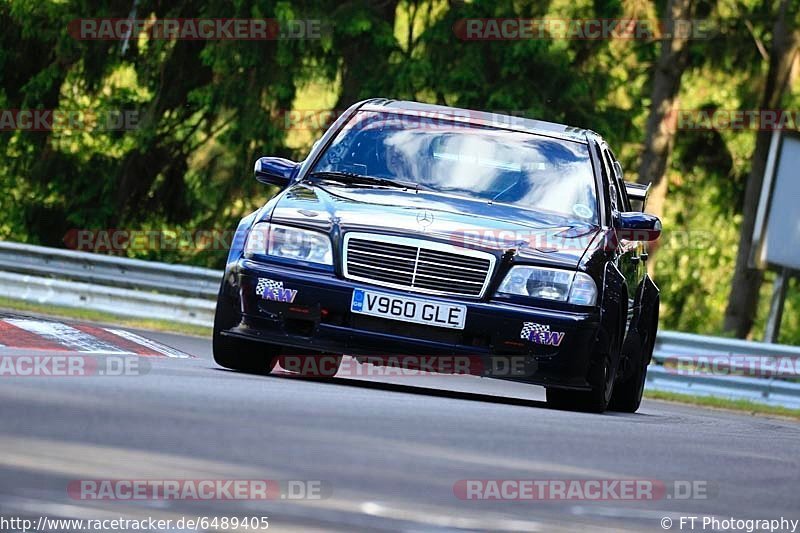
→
(256, 278, 298, 303)
(520, 322, 565, 346)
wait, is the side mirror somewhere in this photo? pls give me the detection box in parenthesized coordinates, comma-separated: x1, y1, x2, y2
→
(616, 212, 662, 241)
(254, 157, 299, 188)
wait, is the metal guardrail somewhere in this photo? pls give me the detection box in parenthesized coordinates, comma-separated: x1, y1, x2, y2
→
(1, 241, 798, 408)
(0, 270, 216, 327)
(0, 242, 221, 326)
(649, 331, 800, 409)
(646, 366, 800, 409)
(654, 330, 800, 360)
(0, 241, 221, 297)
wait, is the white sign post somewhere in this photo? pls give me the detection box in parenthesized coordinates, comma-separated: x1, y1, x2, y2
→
(751, 130, 800, 343)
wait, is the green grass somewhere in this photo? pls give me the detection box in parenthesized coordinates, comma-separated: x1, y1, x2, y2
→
(645, 389, 800, 420)
(0, 296, 211, 338)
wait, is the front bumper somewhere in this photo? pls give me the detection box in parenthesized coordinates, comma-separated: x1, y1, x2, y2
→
(223, 259, 603, 390)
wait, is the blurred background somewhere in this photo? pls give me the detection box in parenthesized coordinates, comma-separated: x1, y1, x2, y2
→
(1, 0, 798, 343)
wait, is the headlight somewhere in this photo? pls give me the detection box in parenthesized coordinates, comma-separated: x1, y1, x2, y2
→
(497, 266, 597, 306)
(245, 222, 333, 266)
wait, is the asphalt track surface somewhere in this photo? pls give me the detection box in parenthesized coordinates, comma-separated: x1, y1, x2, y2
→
(0, 313, 798, 532)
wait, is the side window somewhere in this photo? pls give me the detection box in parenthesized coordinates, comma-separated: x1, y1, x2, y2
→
(608, 150, 631, 211)
(594, 142, 616, 215)
(601, 147, 622, 213)
(608, 176, 618, 212)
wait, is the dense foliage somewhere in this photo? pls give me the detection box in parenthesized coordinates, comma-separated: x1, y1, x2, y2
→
(1, 0, 798, 342)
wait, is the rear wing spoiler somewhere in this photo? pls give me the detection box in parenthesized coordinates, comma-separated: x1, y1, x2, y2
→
(625, 182, 650, 211)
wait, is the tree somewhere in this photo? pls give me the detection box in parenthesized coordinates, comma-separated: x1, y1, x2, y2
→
(636, 0, 696, 220)
(723, 0, 800, 338)
(328, 0, 400, 110)
(0, 0, 308, 266)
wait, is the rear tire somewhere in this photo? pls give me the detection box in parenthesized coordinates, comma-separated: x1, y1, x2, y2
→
(213, 283, 280, 373)
(607, 355, 646, 413)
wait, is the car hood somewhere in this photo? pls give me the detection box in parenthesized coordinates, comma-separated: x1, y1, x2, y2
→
(265, 182, 600, 268)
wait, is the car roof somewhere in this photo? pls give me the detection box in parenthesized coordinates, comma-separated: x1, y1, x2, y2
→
(358, 98, 596, 144)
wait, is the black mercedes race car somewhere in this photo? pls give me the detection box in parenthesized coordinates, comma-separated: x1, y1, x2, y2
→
(213, 99, 661, 413)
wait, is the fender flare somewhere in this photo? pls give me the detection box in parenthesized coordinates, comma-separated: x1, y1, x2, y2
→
(598, 263, 627, 360)
(619, 274, 660, 379)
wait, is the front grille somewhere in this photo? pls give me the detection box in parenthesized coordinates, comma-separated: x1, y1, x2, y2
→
(343, 233, 495, 297)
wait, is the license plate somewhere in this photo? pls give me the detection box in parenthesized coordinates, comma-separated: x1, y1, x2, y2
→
(350, 289, 467, 330)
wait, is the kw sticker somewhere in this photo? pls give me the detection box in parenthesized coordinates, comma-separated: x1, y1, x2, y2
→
(256, 278, 298, 303)
(520, 322, 565, 346)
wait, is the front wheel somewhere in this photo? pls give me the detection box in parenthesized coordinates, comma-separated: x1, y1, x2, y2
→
(213, 283, 281, 373)
(213, 333, 280, 374)
(546, 352, 615, 413)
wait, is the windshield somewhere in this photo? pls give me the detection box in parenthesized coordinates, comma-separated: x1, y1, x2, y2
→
(311, 110, 598, 223)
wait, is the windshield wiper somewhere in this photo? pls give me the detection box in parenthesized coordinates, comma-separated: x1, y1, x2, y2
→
(489, 180, 520, 204)
(307, 171, 422, 191)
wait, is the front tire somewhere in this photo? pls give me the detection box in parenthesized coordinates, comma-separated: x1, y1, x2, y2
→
(546, 320, 622, 413)
(546, 352, 615, 413)
(212, 283, 280, 373)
